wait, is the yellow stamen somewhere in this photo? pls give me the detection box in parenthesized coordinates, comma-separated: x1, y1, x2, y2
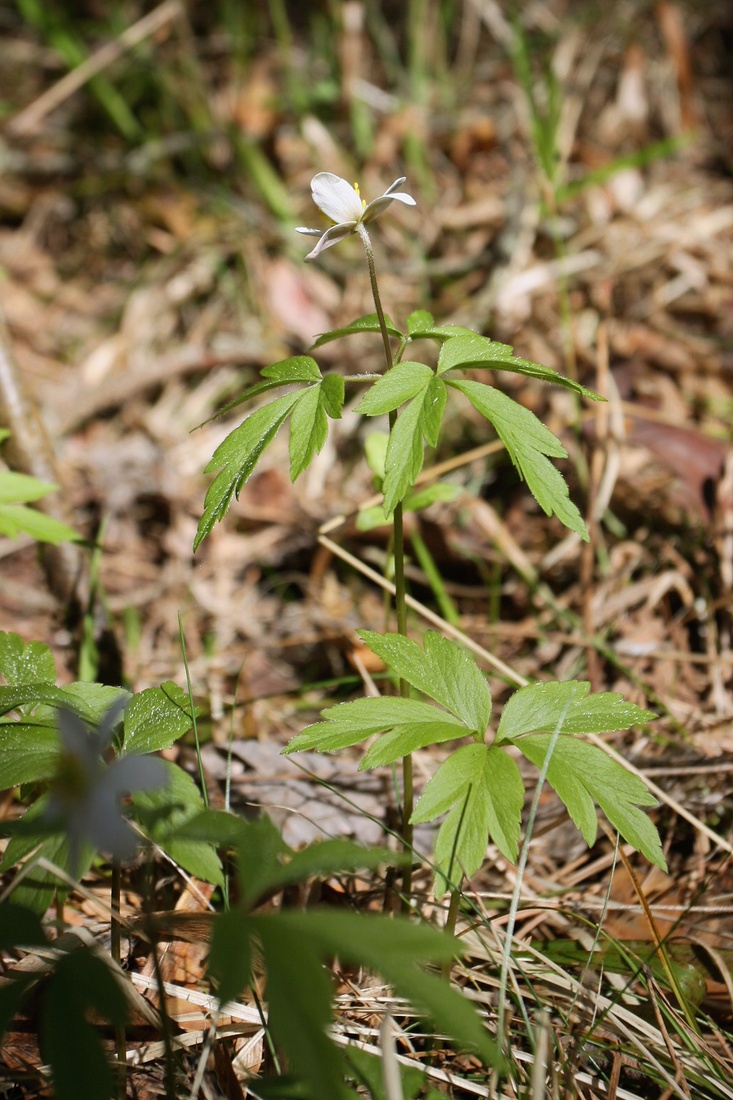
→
(354, 182, 367, 211)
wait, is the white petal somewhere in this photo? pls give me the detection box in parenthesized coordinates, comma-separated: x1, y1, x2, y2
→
(310, 173, 363, 224)
(104, 753, 167, 795)
(303, 222, 357, 261)
(85, 789, 138, 860)
(56, 710, 97, 772)
(94, 695, 130, 753)
(362, 192, 416, 225)
(383, 190, 416, 206)
(295, 227, 323, 236)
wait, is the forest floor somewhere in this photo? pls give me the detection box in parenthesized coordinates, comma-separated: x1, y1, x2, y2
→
(1, 1, 733, 1097)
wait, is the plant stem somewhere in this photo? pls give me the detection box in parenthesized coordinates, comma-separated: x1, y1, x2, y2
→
(358, 223, 413, 904)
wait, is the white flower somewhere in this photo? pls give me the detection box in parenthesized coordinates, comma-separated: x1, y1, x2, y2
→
(45, 698, 167, 873)
(296, 173, 416, 260)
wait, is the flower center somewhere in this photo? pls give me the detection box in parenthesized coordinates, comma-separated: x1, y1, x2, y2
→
(354, 182, 367, 212)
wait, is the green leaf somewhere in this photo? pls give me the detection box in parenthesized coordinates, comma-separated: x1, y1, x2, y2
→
(43, 948, 127, 1100)
(234, 816, 289, 909)
(194, 390, 301, 550)
(1, 815, 87, 913)
(261, 356, 322, 383)
(360, 719, 471, 769)
(174, 808, 248, 848)
(0, 631, 55, 686)
(406, 311, 482, 342)
(382, 379, 447, 517)
(0, 471, 59, 504)
(355, 504, 388, 532)
(254, 915, 353, 1098)
(280, 839, 401, 887)
(412, 744, 524, 890)
(288, 375, 344, 480)
(289, 385, 328, 480)
(447, 379, 588, 539)
(311, 313, 403, 348)
(515, 734, 666, 869)
(438, 333, 601, 399)
(357, 481, 461, 529)
(177, 821, 388, 930)
(355, 361, 434, 415)
(132, 761, 224, 886)
(284, 695, 467, 759)
(358, 631, 492, 735)
(0, 683, 97, 720)
(421, 375, 447, 448)
(0, 504, 78, 545)
(364, 430, 388, 479)
(321, 373, 345, 419)
(59, 683, 129, 723)
(406, 482, 462, 511)
(0, 902, 47, 949)
(260, 910, 500, 1066)
(0, 719, 60, 787)
(496, 680, 656, 743)
(208, 908, 254, 1006)
(122, 681, 194, 755)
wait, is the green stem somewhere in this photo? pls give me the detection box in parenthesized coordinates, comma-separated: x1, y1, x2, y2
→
(358, 223, 413, 904)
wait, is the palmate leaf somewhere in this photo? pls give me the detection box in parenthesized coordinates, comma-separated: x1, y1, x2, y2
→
(411, 743, 524, 894)
(253, 910, 500, 1066)
(515, 734, 666, 870)
(209, 906, 502, 1091)
(438, 332, 601, 400)
(447, 378, 588, 539)
(358, 630, 492, 734)
(283, 696, 467, 762)
(497, 680, 663, 868)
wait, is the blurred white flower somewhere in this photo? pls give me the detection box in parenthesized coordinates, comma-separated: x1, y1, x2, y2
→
(46, 698, 166, 874)
(296, 173, 416, 261)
